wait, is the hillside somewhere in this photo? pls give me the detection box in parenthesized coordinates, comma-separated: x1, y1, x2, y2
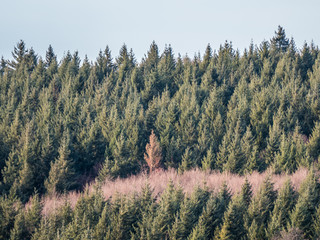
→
(1, 26, 320, 239)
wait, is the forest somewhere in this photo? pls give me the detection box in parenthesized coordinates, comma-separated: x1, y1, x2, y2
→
(1, 26, 320, 239)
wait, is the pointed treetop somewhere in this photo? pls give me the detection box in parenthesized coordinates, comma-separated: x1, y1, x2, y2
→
(144, 130, 162, 174)
(271, 25, 289, 52)
(46, 44, 56, 66)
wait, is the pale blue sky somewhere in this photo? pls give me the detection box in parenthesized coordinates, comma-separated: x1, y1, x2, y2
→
(1, 0, 319, 62)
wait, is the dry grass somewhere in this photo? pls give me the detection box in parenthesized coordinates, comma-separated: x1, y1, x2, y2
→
(41, 167, 310, 216)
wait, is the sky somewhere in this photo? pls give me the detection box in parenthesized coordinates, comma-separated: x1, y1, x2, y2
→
(1, 0, 320, 63)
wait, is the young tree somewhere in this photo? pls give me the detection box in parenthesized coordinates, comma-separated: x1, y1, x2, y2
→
(144, 130, 162, 173)
(240, 177, 253, 206)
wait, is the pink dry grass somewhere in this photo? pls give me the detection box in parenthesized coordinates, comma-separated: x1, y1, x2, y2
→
(40, 167, 310, 216)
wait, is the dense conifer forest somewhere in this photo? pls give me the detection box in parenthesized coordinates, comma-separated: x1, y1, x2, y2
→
(1, 26, 320, 239)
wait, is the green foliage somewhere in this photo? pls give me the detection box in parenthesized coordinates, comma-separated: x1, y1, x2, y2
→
(1, 27, 320, 239)
(216, 194, 247, 240)
(169, 185, 210, 240)
(267, 179, 297, 239)
(150, 181, 184, 239)
(247, 176, 277, 239)
(240, 177, 253, 206)
(10, 194, 42, 240)
(0, 195, 22, 240)
(270, 26, 289, 53)
(45, 130, 76, 194)
(289, 169, 320, 239)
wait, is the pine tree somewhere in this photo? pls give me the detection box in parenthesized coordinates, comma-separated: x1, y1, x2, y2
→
(313, 205, 320, 239)
(95, 45, 114, 81)
(271, 26, 289, 53)
(240, 177, 253, 206)
(0, 56, 7, 75)
(45, 44, 56, 67)
(151, 181, 184, 239)
(267, 179, 297, 239)
(10, 194, 42, 240)
(307, 121, 320, 161)
(187, 194, 223, 240)
(93, 203, 110, 239)
(45, 130, 76, 194)
(158, 44, 176, 92)
(216, 195, 247, 240)
(144, 41, 160, 72)
(169, 186, 210, 240)
(289, 168, 320, 239)
(24, 47, 37, 72)
(247, 176, 277, 239)
(10, 40, 27, 69)
(12, 120, 41, 202)
(218, 120, 245, 173)
(178, 147, 193, 173)
(299, 43, 314, 81)
(1, 149, 20, 193)
(242, 126, 260, 173)
(264, 115, 282, 167)
(200, 44, 213, 74)
(201, 147, 215, 171)
(0, 195, 22, 240)
(273, 133, 296, 173)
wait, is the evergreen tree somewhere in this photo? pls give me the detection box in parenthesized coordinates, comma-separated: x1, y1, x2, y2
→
(307, 121, 320, 161)
(169, 186, 210, 240)
(45, 44, 56, 67)
(216, 195, 247, 240)
(10, 40, 27, 69)
(267, 179, 297, 239)
(271, 26, 290, 53)
(240, 177, 253, 206)
(10, 194, 42, 240)
(178, 147, 194, 173)
(0, 195, 21, 240)
(289, 168, 320, 239)
(45, 130, 76, 194)
(201, 147, 215, 171)
(151, 181, 184, 239)
(264, 115, 282, 167)
(0, 56, 7, 75)
(247, 176, 277, 239)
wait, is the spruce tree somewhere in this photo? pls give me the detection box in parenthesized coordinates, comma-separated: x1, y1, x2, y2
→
(45, 130, 75, 194)
(267, 179, 297, 239)
(289, 168, 320, 239)
(151, 181, 184, 239)
(45, 44, 56, 67)
(0, 195, 22, 240)
(247, 176, 277, 239)
(10, 40, 27, 69)
(307, 121, 320, 161)
(270, 26, 289, 53)
(216, 195, 247, 240)
(240, 177, 253, 206)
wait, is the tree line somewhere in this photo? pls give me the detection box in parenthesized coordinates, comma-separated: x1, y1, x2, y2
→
(2, 170, 320, 239)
